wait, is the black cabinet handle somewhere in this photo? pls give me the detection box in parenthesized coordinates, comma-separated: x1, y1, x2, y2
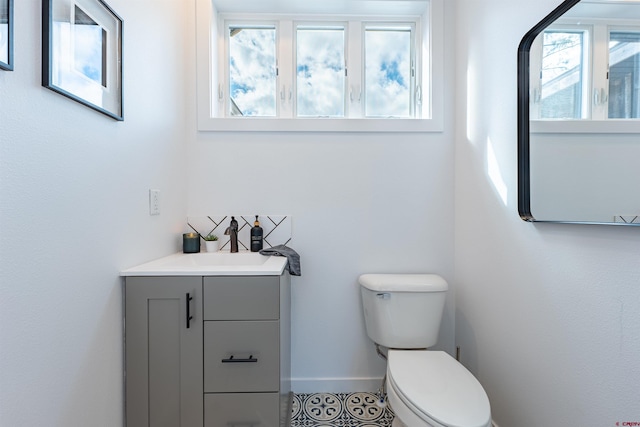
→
(186, 293, 193, 328)
(221, 355, 258, 363)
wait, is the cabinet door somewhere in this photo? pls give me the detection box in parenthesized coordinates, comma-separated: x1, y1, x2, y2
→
(125, 276, 203, 427)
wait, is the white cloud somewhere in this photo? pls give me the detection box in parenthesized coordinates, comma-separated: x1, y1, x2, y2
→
(296, 28, 345, 117)
(229, 28, 277, 116)
(365, 30, 411, 117)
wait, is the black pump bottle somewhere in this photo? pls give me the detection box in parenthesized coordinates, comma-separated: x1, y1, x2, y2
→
(250, 215, 263, 252)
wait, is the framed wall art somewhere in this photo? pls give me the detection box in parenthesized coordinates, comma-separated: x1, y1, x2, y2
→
(0, 0, 13, 71)
(42, 0, 123, 120)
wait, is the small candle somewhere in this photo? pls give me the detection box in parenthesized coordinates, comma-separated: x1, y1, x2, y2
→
(183, 233, 200, 253)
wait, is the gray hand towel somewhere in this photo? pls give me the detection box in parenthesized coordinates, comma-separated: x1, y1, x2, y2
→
(259, 245, 301, 276)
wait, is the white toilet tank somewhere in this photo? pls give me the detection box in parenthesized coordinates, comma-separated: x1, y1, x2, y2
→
(359, 274, 448, 349)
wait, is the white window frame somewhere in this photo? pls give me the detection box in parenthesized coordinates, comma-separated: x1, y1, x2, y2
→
(195, 0, 444, 132)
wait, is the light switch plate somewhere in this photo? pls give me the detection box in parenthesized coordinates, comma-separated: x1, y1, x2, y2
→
(149, 189, 160, 215)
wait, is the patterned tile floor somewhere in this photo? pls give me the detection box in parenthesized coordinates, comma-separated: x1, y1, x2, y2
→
(291, 392, 395, 427)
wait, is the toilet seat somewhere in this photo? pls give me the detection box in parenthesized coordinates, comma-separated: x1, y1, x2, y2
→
(387, 350, 491, 427)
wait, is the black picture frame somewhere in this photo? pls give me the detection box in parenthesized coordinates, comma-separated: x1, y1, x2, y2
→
(0, 0, 13, 71)
(42, 0, 123, 120)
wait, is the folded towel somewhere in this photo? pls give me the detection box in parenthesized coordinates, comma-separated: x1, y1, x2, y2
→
(260, 244, 301, 276)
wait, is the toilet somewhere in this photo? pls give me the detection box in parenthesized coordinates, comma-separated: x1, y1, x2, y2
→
(359, 274, 491, 427)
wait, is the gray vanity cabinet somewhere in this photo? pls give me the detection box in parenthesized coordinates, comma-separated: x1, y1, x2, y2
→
(124, 276, 203, 427)
(124, 272, 291, 427)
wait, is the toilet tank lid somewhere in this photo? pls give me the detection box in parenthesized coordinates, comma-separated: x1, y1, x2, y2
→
(358, 274, 448, 292)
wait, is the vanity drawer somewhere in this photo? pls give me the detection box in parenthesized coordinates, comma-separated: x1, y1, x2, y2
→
(204, 320, 279, 392)
(204, 392, 279, 427)
(203, 276, 279, 320)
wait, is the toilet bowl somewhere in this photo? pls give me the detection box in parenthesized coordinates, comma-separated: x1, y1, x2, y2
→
(386, 350, 491, 427)
(358, 274, 491, 427)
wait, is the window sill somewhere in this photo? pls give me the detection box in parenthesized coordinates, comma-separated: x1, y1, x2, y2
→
(531, 119, 640, 134)
(196, 117, 443, 133)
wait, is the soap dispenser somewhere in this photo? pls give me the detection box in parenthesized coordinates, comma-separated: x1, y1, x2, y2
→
(250, 215, 263, 252)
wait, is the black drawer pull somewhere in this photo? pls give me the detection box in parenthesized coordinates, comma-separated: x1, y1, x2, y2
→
(221, 355, 258, 363)
(186, 293, 194, 329)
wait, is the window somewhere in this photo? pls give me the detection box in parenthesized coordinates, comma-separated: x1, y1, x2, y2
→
(296, 25, 346, 117)
(365, 25, 415, 118)
(538, 30, 588, 119)
(608, 31, 640, 119)
(228, 25, 277, 117)
(195, 0, 444, 132)
(531, 22, 640, 122)
(224, 19, 417, 119)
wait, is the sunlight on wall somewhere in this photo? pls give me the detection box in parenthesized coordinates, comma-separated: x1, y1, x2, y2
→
(465, 56, 507, 206)
(487, 138, 508, 206)
(466, 62, 478, 143)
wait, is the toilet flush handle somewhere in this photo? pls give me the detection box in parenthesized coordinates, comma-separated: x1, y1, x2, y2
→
(376, 293, 391, 300)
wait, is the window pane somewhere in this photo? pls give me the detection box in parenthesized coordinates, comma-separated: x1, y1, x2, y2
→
(539, 31, 585, 119)
(296, 27, 345, 117)
(608, 31, 640, 119)
(229, 26, 277, 117)
(365, 28, 412, 118)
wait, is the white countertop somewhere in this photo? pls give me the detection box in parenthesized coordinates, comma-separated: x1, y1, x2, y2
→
(120, 251, 288, 276)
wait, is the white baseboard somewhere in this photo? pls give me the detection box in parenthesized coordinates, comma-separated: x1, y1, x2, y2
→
(291, 377, 384, 394)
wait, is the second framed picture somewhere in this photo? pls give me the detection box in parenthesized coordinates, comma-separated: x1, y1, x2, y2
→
(43, 0, 123, 120)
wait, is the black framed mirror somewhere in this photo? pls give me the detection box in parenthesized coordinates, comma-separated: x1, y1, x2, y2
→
(518, 0, 640, 225)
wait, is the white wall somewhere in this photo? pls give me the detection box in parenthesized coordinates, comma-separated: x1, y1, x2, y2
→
(187, 132, 456, 391)
(186, 1, 457, 394)
(455, 0, 640, 426)
(0, 0, 193, 425)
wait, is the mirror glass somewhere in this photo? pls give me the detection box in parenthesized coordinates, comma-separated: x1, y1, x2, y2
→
(518, 0, 640, 225)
